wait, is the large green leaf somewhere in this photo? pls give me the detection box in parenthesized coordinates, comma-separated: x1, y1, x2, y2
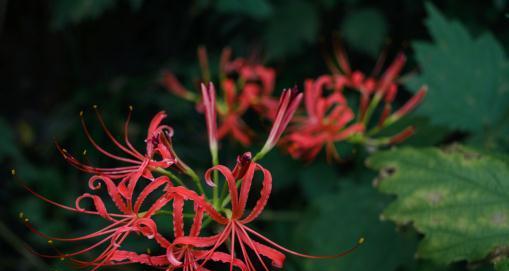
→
(406, 3, 509, 132)
(367, 145, 509, 267)
(301, 181, 418, 271)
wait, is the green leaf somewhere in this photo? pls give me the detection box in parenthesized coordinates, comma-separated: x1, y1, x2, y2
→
(301, 181, 418, 271)
(407, 3, 509, 132)
(341, 8, 388, 57)
(367, 145, 509, 267)
(264, 0, 319, 59)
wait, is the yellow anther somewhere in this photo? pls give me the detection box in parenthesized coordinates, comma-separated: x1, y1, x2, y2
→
(19, 212, 24, 218)
(62, 148, 68, 153)
(129, 105, 133, 111)
(79, 111, 84, 117)
(146, 248, 151, 254)
(358, 237, 365, 245)
(48, 240, 53, 244)
(83, 149, 87, 155)
(11, 169, 15, 176)
(24, 218, 29, 222)
(60, 257, 65, 261)
(93, 105, 98, 109)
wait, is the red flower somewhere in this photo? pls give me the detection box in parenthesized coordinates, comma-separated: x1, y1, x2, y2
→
(330, 45, 426, 125)
(58, 108, 176, 183)
(284, 46, 427, 161)
(285, 76, 364, 161)
(162, 47, 278, 146)
(19, 95, 363, 270)
(165, 194, 247, 270)
(23, 175, 173, 270)
(165, 153, 361, 271)
(201, 82, 219, 154)
(255, 87, 303, 160)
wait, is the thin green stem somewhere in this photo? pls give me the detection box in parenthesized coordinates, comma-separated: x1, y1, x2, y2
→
(362, 93, 383, 127)
(153, 167, 186, 187)
(202, 215, 213, 228)
(187, 167, 206, 196)
(253, 151, 265, 162)
(212, 152, 219, 209)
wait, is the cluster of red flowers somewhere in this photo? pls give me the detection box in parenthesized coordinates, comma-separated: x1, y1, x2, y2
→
(163, 47, 426, 161)
(18, 84, 362, 270)
(162, 47, 278, 146)
(284, 47, 427, 161)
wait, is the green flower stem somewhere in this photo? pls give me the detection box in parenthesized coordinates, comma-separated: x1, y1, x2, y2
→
(201, 215, 213, 228)
(362, 92, 383, 127)
(346, 133, 391, 148)
(155, 166, 206, 198)
(186, 167, 206, 197)
(153, 167, 186, 187)
(212, 151, 220, 209)
(219, 178, 229, 205)
(366, 115, 398, 137)
(220, 179, 242, 209)
(253, 150, 266, 162)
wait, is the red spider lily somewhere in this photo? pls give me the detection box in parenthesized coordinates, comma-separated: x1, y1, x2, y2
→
(54, 108, 208, 199)
(163, 153, 361, 271)
(21, 175, 174, 270)
(58, 108, 176, 181)
(81, 190, 247, 271)
(164, 193, 247, 270)
(255, 87, 303, 160)
(329, 45, 427, 126)
(201, 82, 218, 155)
(284, 76, 364, 161)
(284, 46, 427, 161)
(162, 47, 278, 146)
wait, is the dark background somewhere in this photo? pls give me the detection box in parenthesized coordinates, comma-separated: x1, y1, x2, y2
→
(0, 0, 507, 270)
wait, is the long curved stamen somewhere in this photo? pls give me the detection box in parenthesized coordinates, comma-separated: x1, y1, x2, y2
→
(196, 223, 232, 269)
(20, 183, 129, 218)
(90, 231, 131, 271)
(56, 143, 141, 177)
(236, 223, 270, 271)
(230, 223, 236, 271)
(24, 218, 129, 242)
(236, 230, 257, 271)
(31, 232, 117, 260)
(123, 106, 145, 159)
(243, 225, 363, 259)
(80, 111, 142, 164)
